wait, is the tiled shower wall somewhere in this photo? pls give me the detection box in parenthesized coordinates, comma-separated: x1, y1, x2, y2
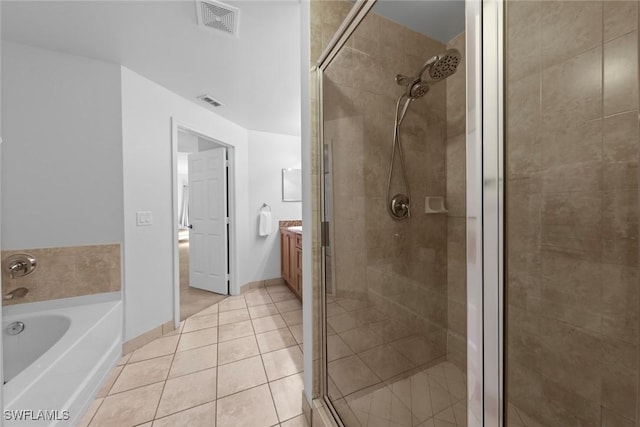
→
(324, 8, 450, 361)
(446, 31, 467, 372)
(505, 1, 639, 425)
(1, 244, 121, 305)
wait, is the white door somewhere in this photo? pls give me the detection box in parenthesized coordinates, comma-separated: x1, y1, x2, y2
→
(188, 147, 228, 294)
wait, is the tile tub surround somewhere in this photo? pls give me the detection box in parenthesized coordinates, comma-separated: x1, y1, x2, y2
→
(1, 243, 121, 305)
(80, 285, 306, 427)
(505, 1, 639, 426)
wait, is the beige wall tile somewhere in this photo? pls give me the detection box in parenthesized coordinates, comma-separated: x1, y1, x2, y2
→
(604, 1, 638, 41)
(541, 1, 603, 67)
(542, 47, 602, 127)
(604, 111, 640, 162)
(1, 243, 121, 305)
(539, 377, 601, 426)
(506, 1, 639, 423)
(507, 1, 542, 81)
(605, 31, 639, 116)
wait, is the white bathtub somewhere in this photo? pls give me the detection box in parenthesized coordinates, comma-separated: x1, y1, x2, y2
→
(3, 294, 122, 427)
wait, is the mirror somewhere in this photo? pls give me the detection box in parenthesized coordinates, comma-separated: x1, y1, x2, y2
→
(282, 168, 302, 202)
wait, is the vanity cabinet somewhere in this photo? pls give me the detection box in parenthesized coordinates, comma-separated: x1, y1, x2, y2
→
(280, 229, 302, 299)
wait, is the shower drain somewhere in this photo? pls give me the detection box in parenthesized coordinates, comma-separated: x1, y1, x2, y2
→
(6, 321, 25, 335)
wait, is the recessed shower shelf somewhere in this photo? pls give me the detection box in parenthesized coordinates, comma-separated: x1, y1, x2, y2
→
(425, 196, 448, 214)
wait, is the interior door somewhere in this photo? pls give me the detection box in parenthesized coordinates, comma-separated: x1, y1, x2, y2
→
(188, 147, 228, 294)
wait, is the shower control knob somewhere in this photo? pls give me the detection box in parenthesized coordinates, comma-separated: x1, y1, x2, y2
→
(390, 194, 410, 220)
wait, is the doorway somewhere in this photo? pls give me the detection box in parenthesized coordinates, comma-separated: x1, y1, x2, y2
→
(172, 123, 235, 323)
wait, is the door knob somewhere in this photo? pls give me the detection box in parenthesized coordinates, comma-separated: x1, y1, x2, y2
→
(188, 225, 193, 229)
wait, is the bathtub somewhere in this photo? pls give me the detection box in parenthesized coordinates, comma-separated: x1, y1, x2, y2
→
(3, 293, 122, 426)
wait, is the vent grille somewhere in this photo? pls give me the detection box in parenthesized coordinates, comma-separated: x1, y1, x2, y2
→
(199, 95, 224, 107)
(196, 0, 239, 37)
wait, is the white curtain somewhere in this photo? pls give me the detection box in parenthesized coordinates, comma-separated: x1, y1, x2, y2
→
(179, 184, 190, 228)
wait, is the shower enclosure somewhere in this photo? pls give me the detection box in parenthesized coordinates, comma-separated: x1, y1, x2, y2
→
(313, 0, 639, 426)
(317, 1, 468, 425)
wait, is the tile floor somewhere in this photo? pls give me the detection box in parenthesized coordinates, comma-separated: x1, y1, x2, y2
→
(79, 284, 306, 427)
(179, 240, 228, 320)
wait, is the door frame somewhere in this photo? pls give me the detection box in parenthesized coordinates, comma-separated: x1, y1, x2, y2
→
(170, 117, 236, 328)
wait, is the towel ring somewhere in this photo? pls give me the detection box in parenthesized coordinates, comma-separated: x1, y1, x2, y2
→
(260, 203, 271, 213)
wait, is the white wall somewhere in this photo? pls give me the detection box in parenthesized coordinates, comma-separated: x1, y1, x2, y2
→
(1, 45, 302, 343)
(1, 42, 124, 249)
(120, 67, 250, 341)
(247, 130, 301, 281)
(176, 152, 189, 219)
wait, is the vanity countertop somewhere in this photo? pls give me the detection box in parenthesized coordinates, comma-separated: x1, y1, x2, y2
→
(287, 226, 302, 234)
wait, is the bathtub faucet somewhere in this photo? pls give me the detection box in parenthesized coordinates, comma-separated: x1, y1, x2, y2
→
(4, 287, 28, 300)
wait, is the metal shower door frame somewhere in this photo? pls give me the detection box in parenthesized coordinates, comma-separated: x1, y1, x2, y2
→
(466, 0, 505, 425)
(315, 0, 506, 425)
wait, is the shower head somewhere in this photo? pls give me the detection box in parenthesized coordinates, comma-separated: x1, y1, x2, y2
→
(424, 49, 461, 82)
(395, 75, 431, 100)
(409, 81, 430, 99)
(396, 48, 461, 99)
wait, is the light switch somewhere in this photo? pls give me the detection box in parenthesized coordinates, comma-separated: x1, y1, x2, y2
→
(136, 211, 153, 226)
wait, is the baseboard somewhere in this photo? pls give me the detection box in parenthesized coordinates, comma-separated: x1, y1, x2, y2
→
(239, 277, 286, 294)
(240, 280, 265, 293)
(302, 392, 312, 426)
(122, 320, 174, 355)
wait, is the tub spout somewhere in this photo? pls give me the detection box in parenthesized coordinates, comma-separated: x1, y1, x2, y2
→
(4, 287, 28, 300)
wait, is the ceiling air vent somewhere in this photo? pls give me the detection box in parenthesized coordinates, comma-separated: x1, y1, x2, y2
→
(198, 95, 224, 107)
(196, 0, 240, 37)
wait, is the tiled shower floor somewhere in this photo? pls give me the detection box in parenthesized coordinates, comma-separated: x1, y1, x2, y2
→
(79, 284, 306, 427)
(326, 295, 467, 427)
(331, 360, 467, 427)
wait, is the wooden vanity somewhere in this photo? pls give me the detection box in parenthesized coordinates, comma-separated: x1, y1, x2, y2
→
(280, 227, 302, 299)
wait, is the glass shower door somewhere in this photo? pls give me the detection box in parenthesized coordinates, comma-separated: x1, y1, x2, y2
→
(317, 1, 468, 425)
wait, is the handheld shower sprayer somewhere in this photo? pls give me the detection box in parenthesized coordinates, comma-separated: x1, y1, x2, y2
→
(386, 49, 461, 220)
